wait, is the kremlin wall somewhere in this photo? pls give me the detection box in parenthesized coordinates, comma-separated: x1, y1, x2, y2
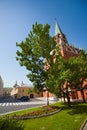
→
(43, 21, 87, 101)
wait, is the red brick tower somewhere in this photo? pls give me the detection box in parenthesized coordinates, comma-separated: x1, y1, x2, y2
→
(54, 21, 79, 59)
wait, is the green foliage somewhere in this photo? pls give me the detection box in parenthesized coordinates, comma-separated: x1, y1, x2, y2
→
(16, 22, 55, 91)
(68, 50, 87, 102)
(46, 45, 64, 95)
(28, 88, 33, 94)
(16, 22, 87, 104)
(68, 50, 87, 88)
(0, 117, 24, 130)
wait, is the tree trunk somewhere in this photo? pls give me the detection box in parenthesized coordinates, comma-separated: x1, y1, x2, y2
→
(63, 92, 66, 102)
(66, 92, 71, 108)
(65, 81, 71, 108)
(81, 89, 85, 102)
(46, 90, 49, 105)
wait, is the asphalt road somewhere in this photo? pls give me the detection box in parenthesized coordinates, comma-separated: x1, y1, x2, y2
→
(0, 97, 47, 115)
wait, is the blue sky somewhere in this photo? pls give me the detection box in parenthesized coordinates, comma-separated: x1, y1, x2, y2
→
(0, 0, 87, 87)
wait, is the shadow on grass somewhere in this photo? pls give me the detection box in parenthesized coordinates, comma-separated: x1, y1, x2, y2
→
(60, 102, 87, 115)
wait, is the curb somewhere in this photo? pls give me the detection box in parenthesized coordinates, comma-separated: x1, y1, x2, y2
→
(80, 118, 87, 130)
(13, 108, 62, 120)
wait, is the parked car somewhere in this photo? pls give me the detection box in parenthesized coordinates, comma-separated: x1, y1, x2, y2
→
(19, 96, 30, 101)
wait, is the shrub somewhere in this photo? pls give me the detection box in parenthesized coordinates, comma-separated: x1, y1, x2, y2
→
(0, 117, 24, 130)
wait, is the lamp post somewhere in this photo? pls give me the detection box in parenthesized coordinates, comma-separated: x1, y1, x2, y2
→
(43, 87, 49, 105)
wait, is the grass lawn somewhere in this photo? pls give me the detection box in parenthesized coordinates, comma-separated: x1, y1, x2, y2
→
(4, 102, 87, 130)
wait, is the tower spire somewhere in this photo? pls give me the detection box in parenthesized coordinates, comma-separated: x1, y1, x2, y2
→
(55, 19, 62, 35)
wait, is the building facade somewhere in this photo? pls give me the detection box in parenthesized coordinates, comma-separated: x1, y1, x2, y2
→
(0, 76, 3, 97)
(43, 21, 87, 101)
(3, 87, 12, 97)
(11, 81, 41, 98)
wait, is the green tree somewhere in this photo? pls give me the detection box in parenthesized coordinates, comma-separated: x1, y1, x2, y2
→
(47, 47, 87, 107)
(47, 51, 73, 107)
(16, 22, 87, 107)
(16, 22, 75, 107)
(16, 22, 55, 92)
(68, 50, 87, 102)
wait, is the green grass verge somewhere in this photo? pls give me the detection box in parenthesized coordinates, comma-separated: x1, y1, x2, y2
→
(3, 102, 87, 130)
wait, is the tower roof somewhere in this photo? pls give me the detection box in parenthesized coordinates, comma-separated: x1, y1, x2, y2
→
(55, 20, 62, 35)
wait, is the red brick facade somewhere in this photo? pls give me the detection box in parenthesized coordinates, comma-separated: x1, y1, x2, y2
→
(43, 22, 87, 101)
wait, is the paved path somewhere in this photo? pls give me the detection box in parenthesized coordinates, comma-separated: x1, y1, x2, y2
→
(83, 123, 87, 130)
(80, 120, 87, 130)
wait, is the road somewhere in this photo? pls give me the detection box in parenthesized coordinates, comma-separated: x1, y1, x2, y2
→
(0, 97, 47, 115)
(0, 97, 55, 115)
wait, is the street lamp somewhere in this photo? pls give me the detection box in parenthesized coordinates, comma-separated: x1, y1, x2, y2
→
(43, 87, 49, 105)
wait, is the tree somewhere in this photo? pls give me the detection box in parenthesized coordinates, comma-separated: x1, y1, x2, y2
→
(16, 22, 87, 107)
(47, 47, 87, 107)
(68, 50, 87, 102)
(16, 22, 74, 107)
(47, 51, 73, 107)
(16, 22, 55, 92)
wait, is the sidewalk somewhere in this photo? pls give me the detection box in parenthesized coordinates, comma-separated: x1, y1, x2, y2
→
(83, 123, 87, 130)
(80, 119, 87, 130)
(35, 97, 57, 104)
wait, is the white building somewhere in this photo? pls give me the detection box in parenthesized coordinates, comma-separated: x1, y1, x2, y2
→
(0, 76, 3, 97)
